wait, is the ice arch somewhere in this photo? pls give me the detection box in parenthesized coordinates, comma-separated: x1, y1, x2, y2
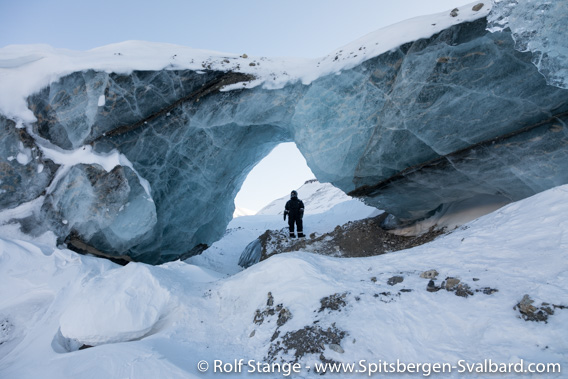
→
(26, 70, 303, 263)
(25, 65, 382, 263)
(4, 16, 568, 263)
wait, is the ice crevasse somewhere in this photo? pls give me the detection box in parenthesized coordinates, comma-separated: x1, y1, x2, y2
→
(0, 0, 567, 263)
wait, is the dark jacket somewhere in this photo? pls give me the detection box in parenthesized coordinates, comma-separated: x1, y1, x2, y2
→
(285, 198, 304, 219)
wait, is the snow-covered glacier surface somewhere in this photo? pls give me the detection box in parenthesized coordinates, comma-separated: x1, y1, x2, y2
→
(1, 1, 568, 263)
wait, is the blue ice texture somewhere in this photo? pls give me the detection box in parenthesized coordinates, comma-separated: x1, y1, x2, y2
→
(238, 239, 262, 268)
(487, 0, 568, 89)
(1, 2, 568, 263)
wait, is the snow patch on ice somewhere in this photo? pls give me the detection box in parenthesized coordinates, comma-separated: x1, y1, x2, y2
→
(0, 195, 44, 222)
(37, 143, 153, 199)
(39, 144, 120, 172)
(15, 152, 30, 165)
(15, 142, 32, 165)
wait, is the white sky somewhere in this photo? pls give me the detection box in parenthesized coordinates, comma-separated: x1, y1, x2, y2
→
(0, 0, 475, 212)
(235, 143, 315, 213)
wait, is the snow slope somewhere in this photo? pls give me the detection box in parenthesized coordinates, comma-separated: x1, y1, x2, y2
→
(257, 179, 354, 216)
(1, 184, 567, 378)
(187, 185, 379, 274)
(233, 206, 256, 218)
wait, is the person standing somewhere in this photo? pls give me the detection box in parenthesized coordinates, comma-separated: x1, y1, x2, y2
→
(284, 190, 305, 238)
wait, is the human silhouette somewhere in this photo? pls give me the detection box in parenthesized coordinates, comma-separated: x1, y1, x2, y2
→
(284, 190, 305, 238)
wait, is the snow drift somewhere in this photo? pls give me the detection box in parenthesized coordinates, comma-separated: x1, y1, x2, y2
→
(1, 182, 568, 378)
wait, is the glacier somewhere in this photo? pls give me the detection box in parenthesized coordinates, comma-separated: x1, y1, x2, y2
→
(487, 0, 568, 89)
(1, 1, 568, 263)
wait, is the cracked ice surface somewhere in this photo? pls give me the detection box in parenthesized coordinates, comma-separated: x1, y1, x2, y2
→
(487, 0, 568, 89)
(1, 1, 568, 263)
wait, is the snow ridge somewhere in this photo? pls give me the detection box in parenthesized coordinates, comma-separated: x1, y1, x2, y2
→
(0, 2, 490, 122)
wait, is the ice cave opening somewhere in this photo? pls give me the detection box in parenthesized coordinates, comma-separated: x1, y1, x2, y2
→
(234, 142, 315, 217)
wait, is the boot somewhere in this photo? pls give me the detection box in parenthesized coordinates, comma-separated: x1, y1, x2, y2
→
(289, 232, 296, 238)
(298, 232, 305, 238)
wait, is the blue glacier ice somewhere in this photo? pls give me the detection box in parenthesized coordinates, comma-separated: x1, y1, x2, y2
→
(40, 163, 157, 260)
(238, 239, 262, 268)
(0, 116, 58, 209)
(1, 3, 568, 263)
(487, 0, 568, 89)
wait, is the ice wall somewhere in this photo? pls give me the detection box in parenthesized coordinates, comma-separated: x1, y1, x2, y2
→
(1, 3, 568, 263)
(487, 0, 568, 89)
(26, 70, 298, 262)
(0, 116, 58, 209)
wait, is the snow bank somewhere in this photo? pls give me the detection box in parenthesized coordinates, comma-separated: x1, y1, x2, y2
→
(187, 196, 379, 274)
(219, 185, 568, 371)
(1, 184, 568, 378)
(218, 254, 340, 328)
(59, 263, 171, 346)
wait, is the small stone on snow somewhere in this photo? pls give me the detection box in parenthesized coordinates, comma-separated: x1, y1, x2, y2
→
(329, 344, 344, 353)
(472, 3, 484, 11)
